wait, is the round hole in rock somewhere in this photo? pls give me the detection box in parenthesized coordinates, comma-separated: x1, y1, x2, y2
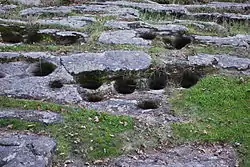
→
(49, 80, 63, 89)
(32, 61, 57, 76)
(139, 32, 156, 40)
(138, 100, 159, 110)
(181, 70, 200, 88)
(0, 72, 5, 78)
(1, 31, 23, 43)
(87, 95, 103, 102)
(163, 35, 192, 50)
(114, 78, 136, 94)
(149, 71, 168, 90)
(80, 80, 103, 90)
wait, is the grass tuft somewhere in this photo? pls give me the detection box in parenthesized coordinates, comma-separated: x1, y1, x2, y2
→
(171, 75, 250, 166)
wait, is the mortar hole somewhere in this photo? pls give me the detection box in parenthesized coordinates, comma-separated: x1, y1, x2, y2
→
(1, 31, 23, 43)
(181, 70, 200, 88)
(163, 35, 192, 50)
(49, 80, 63, 89)
(139, 32, 156, 40)
(149, 71, 168, 90)
(138, 100, 159, 109)
(0, 72, 5, 78)
(114, 78, 136, 94)
(87, 95, 103, 102)
(80, 80, 103, 90)
(32, 61, 56, 76)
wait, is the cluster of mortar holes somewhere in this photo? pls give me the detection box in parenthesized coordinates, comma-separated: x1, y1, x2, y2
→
(80, 80, 103, 90)
(138, 100, 159, 110)
(0, 72, 5, 78)
(86, 94, 104, 102)
(32, 61, 57, 76)
(181, 70, 200, 88)
(114, 78, 136, 94)
(163, 35, 192, 50)
(49, 80, 63, 89)
(149, 71, 168, 90)
(139, 32, 156, 40)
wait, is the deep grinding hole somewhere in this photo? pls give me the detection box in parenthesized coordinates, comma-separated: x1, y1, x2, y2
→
(149, 71, 168, 90)
(181, 70, 200, 88)
(163, 35, 192, 50)
(80, 80, 103, 90)
(87, 95, 103, 102)
(114, 78, 136, 94)
(138, 100, 159, 109)
(0, 72, 5, 78)
(139, 32, 156, 40)
(49, 80, 63, 89)
(32, 61, 56, 76)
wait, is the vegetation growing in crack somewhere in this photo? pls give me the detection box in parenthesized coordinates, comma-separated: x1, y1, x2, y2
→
(170, 75, 250, 167)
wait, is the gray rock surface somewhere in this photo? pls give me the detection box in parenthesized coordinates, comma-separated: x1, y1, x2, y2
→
(37, 16, 96, 29)
(0, 132, 56, 167)
(189, 54, 250, 70)
(12, 0, 41, 6)
(0, 108, 63, 124)
(61, 50, 152, 74)
(0, 4, 16, 14)
(107, 143, 236, 167)
(99, 30, 151, 46)
(194, 34, 250, 47)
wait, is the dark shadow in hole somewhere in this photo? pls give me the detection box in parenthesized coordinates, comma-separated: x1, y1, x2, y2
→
(114, 78, 136, 94)
(139, 32, 157, 40)
(80, 80, 103, 90)
(138, 100, 159, 110)
(0, 72, 5, 78)
(181, 70, 200, 88)
(149, 71, 168, 90)
(1, 31, 23, 43)
(163, 35, 192, 50)
(49, 80, 63, 89)
(76, 72, 103, 90)
(32, 61, 57, 76)
(87, 95, 103, 102)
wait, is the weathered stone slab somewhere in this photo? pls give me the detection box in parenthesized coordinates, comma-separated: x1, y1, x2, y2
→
(61, 50, 152, 74)
(104, 20, 188, 35)
(99, 30, 151, 46)
(103, 1, 187, 15)
(194, 35, 250, 47)
(190, 12, 250, 22)
(107, 143, 236, 167)
(37, 16, 96, 29)
(185, 2, 250, 11)
(0, 109, 63, 124)
(38, 29, 88, 44)
(0, 4, 16, 14)
(0, 132, 56, 167)
(188, 54, 250, 70)
(20, 6, 73, 16)
(12, 0, 41, 6)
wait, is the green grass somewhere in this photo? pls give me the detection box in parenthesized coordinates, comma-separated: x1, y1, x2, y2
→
(171, 75, 250, 167)
(0, 96, 133, 163)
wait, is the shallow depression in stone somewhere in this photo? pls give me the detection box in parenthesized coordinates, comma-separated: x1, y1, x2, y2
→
(49, 80, 63, 89)
(32, 61, 57, 76)
(114, 78, 136, 94)
(138, 100, 159, 109)
(181, 70, 200, 88)
(149, 71, 168, 90)
(0, 72, 5, 78)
